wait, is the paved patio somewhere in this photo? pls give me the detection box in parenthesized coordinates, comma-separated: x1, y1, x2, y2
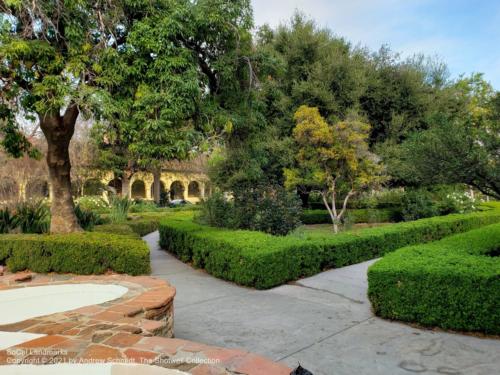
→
(146, 231, 500, 375)
(0, 271, 290, 374)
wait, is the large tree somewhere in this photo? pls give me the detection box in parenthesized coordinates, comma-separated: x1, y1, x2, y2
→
(393, 75, 500, 199)
(0, 0, 183, 232)
(93, 0, 254, 203)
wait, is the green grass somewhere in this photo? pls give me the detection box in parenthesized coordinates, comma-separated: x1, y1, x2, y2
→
(368, 222, 500, 334)
(159, 203, 500, 289)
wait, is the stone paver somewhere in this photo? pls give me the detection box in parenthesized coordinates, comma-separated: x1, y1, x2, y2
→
(0, 270, 289, 374)
(145, 231, 500, 375)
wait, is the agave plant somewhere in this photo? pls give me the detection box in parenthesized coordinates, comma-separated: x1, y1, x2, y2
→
(13, 200, 50, 234)
(0, 207, 15, 233)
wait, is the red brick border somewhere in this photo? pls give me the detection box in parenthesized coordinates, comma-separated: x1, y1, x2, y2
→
(0, 271, 291, 375)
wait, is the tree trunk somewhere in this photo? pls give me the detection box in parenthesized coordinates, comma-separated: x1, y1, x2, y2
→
(39, 105, 82, 233)
(321, 191, 339, 234)
(121, 174, 131, 199)
(153, 169, 161, 204)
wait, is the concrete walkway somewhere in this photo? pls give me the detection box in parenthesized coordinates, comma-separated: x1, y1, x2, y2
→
(145, 231, 500, 375)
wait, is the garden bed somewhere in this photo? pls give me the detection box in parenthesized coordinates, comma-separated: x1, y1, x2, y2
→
(159, 203, 500, 289)
(368, 222, 500, 334)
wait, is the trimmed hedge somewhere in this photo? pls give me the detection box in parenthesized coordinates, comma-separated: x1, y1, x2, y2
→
(0, 232, 150, 275)
(300, 208, 398, 225)
(159, 203, 500, 289)
(126, 218, 160, 237)
(368, 223, 500, 334)
(93, 223, 139, 237)
(93, 218, 160, 237)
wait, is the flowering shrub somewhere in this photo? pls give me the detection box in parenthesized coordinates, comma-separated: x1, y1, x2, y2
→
(438, 191, 480, 214)
(75, 195, 110, 212)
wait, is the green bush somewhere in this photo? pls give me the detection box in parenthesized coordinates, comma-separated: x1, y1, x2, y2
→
(300, 208, 398, 225)
(159, 204, 500, 289)
(126, 218, 160, 236)
(109, 195, 131, 223)
(93, 223, 139, 237)
(0, 232, 150, 275)
(13, 200, 50, 233)
(75, 205, 103, 231)
(94, 218, 160, 237)
(0, 207, 15, 233)
(368, 223, 500, 334)
(75, 195, 110, 212)
(197, 187, 302, 236)
(196, 192, 233, 228)
(129, 200, 161, 213)
(399, 189, 439, 221)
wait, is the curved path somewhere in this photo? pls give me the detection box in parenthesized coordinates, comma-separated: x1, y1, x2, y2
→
(145, 232, 500, 375)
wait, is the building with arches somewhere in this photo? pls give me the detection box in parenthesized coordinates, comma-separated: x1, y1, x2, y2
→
(101, 169, 210, 203)
(0, 155, 211, 204)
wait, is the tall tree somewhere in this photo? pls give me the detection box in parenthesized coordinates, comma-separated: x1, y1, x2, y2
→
(0, 0, 187, 232)
(93, 0, 255, 203)
(393, 75, 500, 199)
(285, 106, 384, 232)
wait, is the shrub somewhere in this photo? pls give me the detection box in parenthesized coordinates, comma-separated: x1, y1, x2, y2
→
(129, 200, 160, 213)
(368, 223, 500, 334)
(300, 208, 398, 225)
(0, 232, 150, 275)
(159, 204, 500, 289)
(75, 205, 103, 231)
(197, 187, 302, 236)
(13, 200, 50, 233)
(196, 192, 233, 228)
(126, 218, 160, 236)
(94, 217, 160, 237)
(436, 190, 479, 215)
(75, 195, 110, 212)
(0, 207, 15, 234)
(109, 195, 131, 223)
(248, 189, 302, 236)
(399, 189, 439, 221)
(93, 223, 139, 237)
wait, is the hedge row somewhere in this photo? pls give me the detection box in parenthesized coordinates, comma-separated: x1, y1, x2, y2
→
(0, 232, 150, 275)
(368, 223, 500, 334)
(159, 203, 500, 289)
(300, 208, 398, 225)
(93, 217, 160, 237)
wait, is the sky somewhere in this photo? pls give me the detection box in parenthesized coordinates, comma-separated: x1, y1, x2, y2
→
(251, 0, 500, 90)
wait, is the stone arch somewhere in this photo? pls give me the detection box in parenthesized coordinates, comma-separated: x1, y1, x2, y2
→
(170, 181, 185, 200)
(107, 178, 122, 195)
(26, 179, 49, 199)
(150, 180, 166, 198)
(131, 180, 146, 199)
(188, 181, 201, 198)
(0, 177, 19, 202)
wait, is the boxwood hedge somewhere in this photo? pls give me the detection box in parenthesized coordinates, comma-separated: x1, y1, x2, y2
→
(159, 203, 500, 289)
(0, 231, 151, 276)
(368, 222, 500, 334)
(300, 208, 398, 225)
